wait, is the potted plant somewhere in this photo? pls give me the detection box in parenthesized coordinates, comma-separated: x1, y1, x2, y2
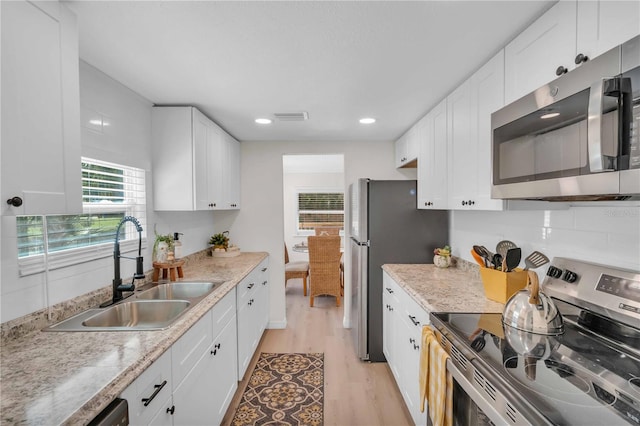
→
(153, 232, 175, 263)
(433, 245, 452, 268)
(209, 231, 230, 251)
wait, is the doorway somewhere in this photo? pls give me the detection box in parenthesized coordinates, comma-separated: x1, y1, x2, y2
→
(282, 154, 345, 301)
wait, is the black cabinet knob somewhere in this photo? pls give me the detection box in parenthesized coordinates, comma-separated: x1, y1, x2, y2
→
(556, 65, 568, 76)
(574, 53, 588, 65)
(167, 405, 175, 415)
(6, 197, 23, 207)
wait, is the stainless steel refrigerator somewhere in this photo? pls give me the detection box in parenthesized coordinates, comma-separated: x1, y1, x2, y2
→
(349, 179, 449, 362)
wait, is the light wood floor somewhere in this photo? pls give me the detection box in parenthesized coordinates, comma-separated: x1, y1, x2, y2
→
(221, 278, 414, 426)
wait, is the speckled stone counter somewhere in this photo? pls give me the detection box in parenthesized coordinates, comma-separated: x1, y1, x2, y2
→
(382, 261, 505, 314)
(0, 251, 267, 425)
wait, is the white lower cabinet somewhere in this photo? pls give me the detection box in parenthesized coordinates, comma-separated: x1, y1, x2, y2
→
(120, 349, 173, 426)
(382, 271, 429, 425)
(237, 257, 270, 379)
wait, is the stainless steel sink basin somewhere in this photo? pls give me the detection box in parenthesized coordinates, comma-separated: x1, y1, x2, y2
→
(44, 280, 224, 332)
(82, 300, 191, 329)
(135, 281, 223, 301)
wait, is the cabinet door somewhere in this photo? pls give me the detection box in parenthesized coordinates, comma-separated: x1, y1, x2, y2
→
(395, 133, 409, 168)
(418, 99, 449, 210)
(211, 316, 239, 425)
(382, 276, 400, 381)
(236, 301, 254, 379)
(504, 1, 577, 105)
(447, 80, 474, 210)
(193, 108, 212, 210)
(221, 133, 240, 210)
(1, 1, 81, 216)
(171, 310, 213, 389)
(172, 342, 218, 425)
(577, 1, 640, 61)
(121, 349, 173, 426)
(471, 50, 506, 211)
(257, 259, 270, 334)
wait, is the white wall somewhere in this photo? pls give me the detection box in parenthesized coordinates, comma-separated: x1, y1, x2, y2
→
(451, 204, 640, 272)
(222, 141, 411, 328)
(0, 62, 216, 322)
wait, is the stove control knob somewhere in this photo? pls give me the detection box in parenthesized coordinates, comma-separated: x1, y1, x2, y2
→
(562, 270, 578, 283)
(546, 266, 563, 279)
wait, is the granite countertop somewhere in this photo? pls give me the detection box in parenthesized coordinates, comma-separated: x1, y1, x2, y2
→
(0, 251, 267, 426)
(382, 262, 505, 314)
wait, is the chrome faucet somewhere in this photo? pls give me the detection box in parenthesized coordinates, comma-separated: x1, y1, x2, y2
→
(102, 216, 145, 307)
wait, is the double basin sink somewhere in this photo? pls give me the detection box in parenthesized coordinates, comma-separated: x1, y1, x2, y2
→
(45, 281, 224, 332)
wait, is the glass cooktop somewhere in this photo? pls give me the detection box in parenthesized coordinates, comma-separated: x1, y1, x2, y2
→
(432, 306, 640, 425)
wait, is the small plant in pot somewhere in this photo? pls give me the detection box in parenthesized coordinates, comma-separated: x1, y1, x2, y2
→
(153, 233, 175, 263)
(209, 231, 229, 252)
(433, 245, 452, 268)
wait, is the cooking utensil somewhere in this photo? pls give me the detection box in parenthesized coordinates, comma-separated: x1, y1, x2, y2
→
(523, 251, 550, 270)
(496, 240, 517, 258)
(502, 271, 564, 335)
(470, 249, 486, 267)
(492, 253, 503, 270)
(472, 245, 492, 267)
(504, 247, 522, 272)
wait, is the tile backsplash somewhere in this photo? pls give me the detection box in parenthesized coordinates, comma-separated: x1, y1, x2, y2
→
(450, 204, 640, 272)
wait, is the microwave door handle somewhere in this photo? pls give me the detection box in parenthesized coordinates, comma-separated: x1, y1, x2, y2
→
(588, 78, 617, 172)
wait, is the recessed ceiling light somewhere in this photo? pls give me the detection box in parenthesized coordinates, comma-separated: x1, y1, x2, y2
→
(255, 118, 272, 124)
(540, 112, 560, 119)
(359, 117, 376, 124)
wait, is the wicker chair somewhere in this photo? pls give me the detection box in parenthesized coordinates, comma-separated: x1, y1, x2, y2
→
(285, 244, 309, 296)
(307, 235, 342, 307)
(314, 226, 341, 236)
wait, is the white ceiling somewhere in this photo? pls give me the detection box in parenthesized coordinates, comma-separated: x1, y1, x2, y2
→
(64, 0, 555, 142)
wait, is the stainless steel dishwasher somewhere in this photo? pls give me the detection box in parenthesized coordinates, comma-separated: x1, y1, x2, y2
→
(88, 398, 129, 426)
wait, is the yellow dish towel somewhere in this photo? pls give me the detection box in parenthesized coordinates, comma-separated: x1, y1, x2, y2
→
(420, 325, 453, 426)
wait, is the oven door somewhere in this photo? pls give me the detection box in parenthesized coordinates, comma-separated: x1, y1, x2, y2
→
(446, 368, 496, 426)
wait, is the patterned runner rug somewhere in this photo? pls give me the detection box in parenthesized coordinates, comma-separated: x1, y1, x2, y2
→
(231, 353, 324, 426)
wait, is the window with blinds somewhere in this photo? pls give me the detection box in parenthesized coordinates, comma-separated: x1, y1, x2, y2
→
(297, 191, 344, 234)
(17, 158, 147, 276)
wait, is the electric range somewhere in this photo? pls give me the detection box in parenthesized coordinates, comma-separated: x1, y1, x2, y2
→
(430, 257, 640, 425)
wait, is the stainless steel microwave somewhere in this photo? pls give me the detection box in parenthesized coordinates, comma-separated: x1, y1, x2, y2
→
(491, 35, 640, 201)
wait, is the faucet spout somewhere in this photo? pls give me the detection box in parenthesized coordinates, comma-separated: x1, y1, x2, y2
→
(101, 216, 144, 307)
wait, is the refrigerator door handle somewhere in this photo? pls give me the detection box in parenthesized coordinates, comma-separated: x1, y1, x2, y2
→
(350, 236, 369, 246)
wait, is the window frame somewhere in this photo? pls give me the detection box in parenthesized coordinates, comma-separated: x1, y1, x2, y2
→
(17, 158, 147, 276)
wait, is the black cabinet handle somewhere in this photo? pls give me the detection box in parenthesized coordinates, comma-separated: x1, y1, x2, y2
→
(408, 315, 420, 326)
(556, 65, 568, 76)
(211, 348, 217, 355)
(385, 287, 394, 294)
(248, 283, 254, 289)
(262, 280, 267, 286)
(409, 338, 415, 344)
(166, 405, 175, 415)
(261, 267, 267, 272)
(414, 344, 420, 350)
(142, 380, 167, 406)
(6, 197, 22, 207)
(575, 53, 588, 65)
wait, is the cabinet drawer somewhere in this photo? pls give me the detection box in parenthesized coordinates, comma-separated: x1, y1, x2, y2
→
(212, 288, 236, 333)
(236, 269, 259, 307)
(120, 349, 172, 426)
(171, 310, 213, 389)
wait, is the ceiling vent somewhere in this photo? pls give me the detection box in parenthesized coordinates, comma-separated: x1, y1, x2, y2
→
(274, 112, 309, 121)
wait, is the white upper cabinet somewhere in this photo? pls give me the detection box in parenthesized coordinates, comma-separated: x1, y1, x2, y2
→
(417, 99, 448, 210)
(577, 1, 640, 61)
(1, 1, 82, 216)
(395, 127, 418, 168)
(152, 106, 240, 211)
(448, 50, 506, 211)
(505, 0, 640, 105)
(504, 1, 577, 105)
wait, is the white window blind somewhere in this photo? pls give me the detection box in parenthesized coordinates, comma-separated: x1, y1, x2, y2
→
(297, 191, 344, 234)
(17, 158, 147, 276)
